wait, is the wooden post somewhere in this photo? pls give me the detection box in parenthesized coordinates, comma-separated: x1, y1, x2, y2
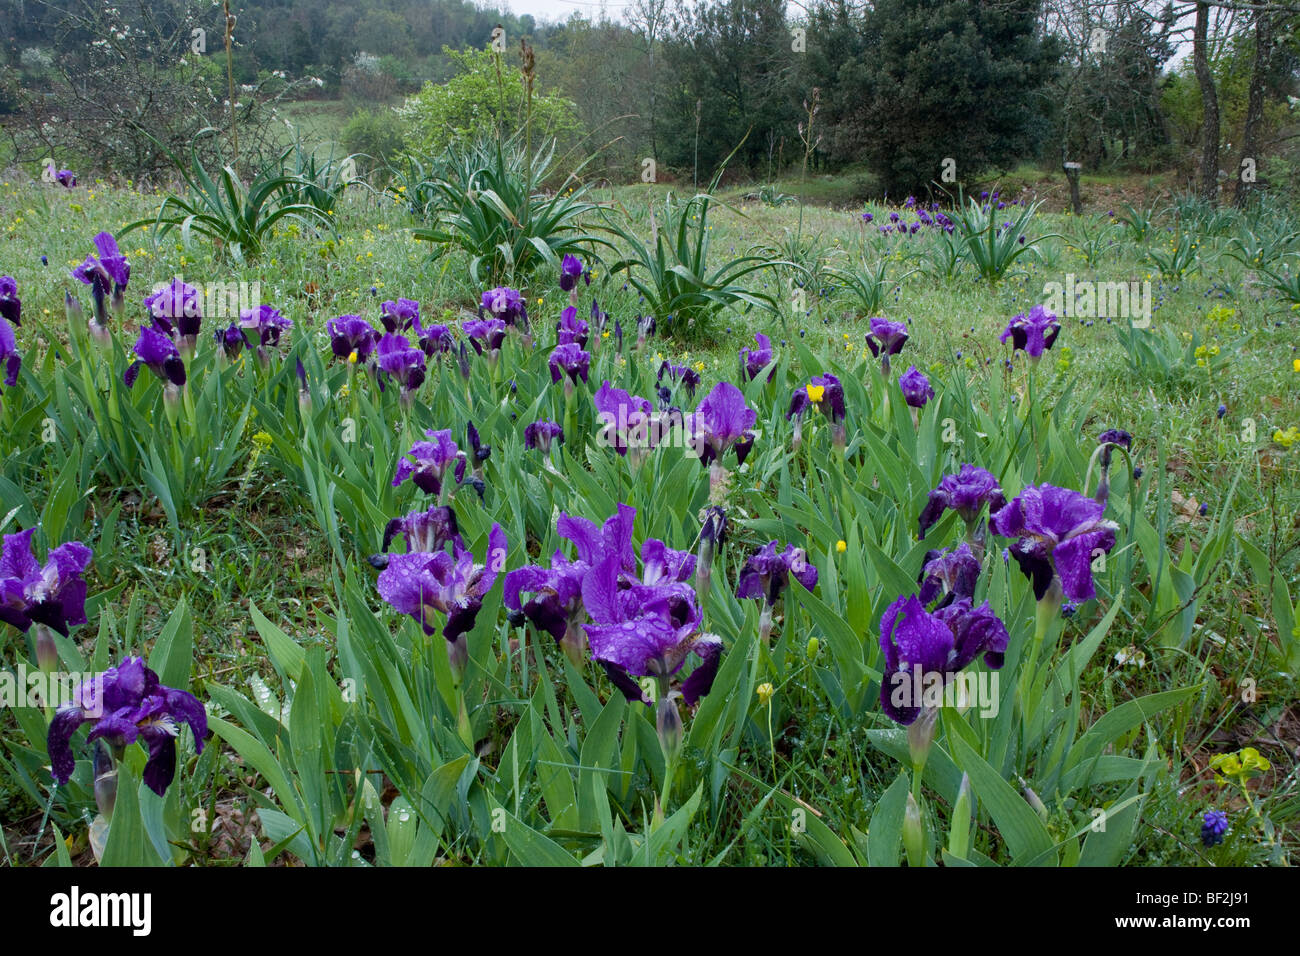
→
(1062, 161, 1082, 216)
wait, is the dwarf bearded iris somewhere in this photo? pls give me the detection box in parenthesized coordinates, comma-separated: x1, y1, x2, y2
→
(0, 276, 21, 327)
(376, 332, 427, 404)
(593, 381, 655, 459)
(0, 529, 92, 637)
(548, 343, 590, 391)
(740, 333, 775, 382)
(990, 483, 1118, 604)
(504, 503, 636, 663)
(380, 298, 420, 333)
(1000, 305, 1061, 362)
(879, 594, 1008, 726)
(0, 317, 20, 393)
(691, 381, 757, 472)
(376, 525, 507, 671)
(239, 304, 292, 363)
(556, 306, 589, 348)
(559, 255, 584, 293)
(581, 540, 719, 747)
(124, 323, 186, 392)
(47, 656, 207, 797)
(736, 540, 818, 643)
(144, 279, 203, 350)
(917, 464, 1006, 542)
(865, 317, 909, 375)
(328, 314, 380, 364)
(787, 373, 846, 449)
(393, 429, 467, 498)
(899, 365, 934, 409)
(71, 231, 130, 335)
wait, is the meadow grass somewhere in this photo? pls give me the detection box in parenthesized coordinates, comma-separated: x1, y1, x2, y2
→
(0, 165, 1296, 866)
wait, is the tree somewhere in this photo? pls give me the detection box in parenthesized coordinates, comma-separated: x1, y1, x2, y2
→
(659, 0, 799, 178)
(2, 0, 301, 182)
(1192, 0, 1222, 201)
(850, 0, 1060, 196)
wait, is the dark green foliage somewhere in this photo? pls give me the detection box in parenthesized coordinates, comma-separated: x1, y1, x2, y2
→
(803, 0, 1058, 196)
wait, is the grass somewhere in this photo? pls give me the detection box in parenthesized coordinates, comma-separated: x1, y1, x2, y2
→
(0, 162, 1297, 867)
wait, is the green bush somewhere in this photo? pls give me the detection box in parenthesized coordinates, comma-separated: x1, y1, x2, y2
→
(396, 46, 583, 158)
(341, 108, 406, 178)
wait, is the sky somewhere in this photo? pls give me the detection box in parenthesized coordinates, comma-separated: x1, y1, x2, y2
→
(499, 0, 635, 24)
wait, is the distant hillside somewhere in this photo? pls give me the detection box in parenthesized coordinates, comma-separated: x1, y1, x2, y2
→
(1, 0, 559, 93)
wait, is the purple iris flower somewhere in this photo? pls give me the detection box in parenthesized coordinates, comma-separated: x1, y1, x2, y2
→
(466, 420, 491, 467)
(657, 361, 701, 399)
(0, 529, 92, 636)
(214, 322, 251, 359)
(879, 594, 1008, 725)
(559, 254, 584, 292)
(1201, 810, 1229, 847)
(463, 318, 507, 355)
(71, 231, 130, 328)
(144, 279, 203, 342)
(917, 542, 981, 607)
(239, 304, 292, 349)
(898, 365, 934, 409)
(415, 319, 454, 356)
(380, 298, 420, 333)
(740, 333, 775, 382)
(999, 305, 1061, 361)
(548, 343, 591, 387)
(370, 505, 464, 569)
(582, 549, 720, 708)
(524, 420, 564, 453)
(1094, 429, 1134, 503)
(692, 381, 757, 467)
(1097, 429, 1132, 468)
(990, 483, 1118, 602)
(71, 232, 130, 293)
(47, 656, 207, 796)
(481, 287, 527, 327)
(392, 429, 466, 495)
(56, 169, 77, 188)
(124, 323, 186, 390)
(788, 373, 846, 424)
(917, 465, 1006, 540)
(504, 549, 589, 653)
(556, 306, 589, 349)
(593, 381, 655, 457)
(376, 332, 427, 402)
(503, 504, 637, 660)
(865, 317, 909, 374)
(0, 318, 20, 392)
(0, 276, 20, 326)
(736, 541, 818, 606)
(328, 314, 380, 364)
(461, 421, 490, 500)
(377, 525, 507, 668)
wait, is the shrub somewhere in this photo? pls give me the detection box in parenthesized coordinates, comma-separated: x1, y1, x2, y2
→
(341, 109, 406, 178)
(396, 46, 583, 159)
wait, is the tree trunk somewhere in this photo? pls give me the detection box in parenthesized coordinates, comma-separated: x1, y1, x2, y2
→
(1193, 1, 1220, 205)
(1234, 11, 1273, 208)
